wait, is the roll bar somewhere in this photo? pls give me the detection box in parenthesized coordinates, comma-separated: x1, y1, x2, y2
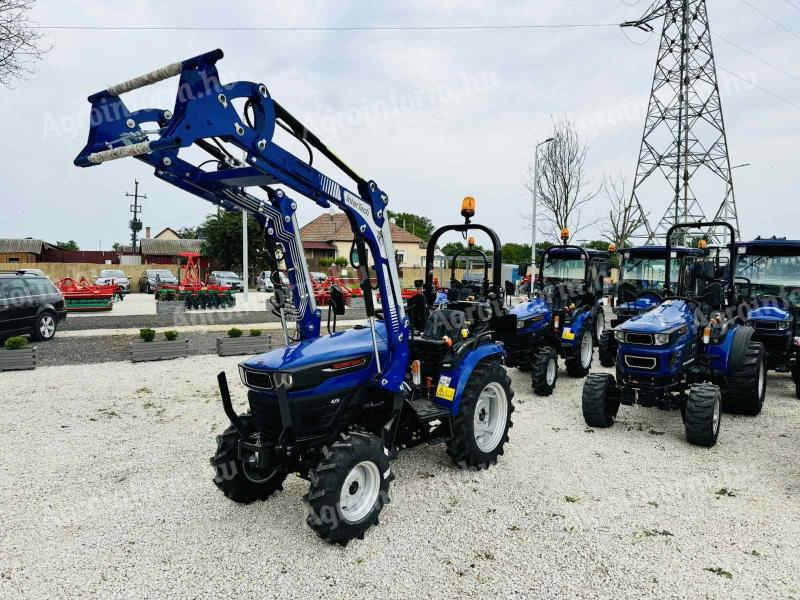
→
(537, 245, 592, 289)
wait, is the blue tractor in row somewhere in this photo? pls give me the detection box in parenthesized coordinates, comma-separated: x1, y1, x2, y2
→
(502, 234, 609, 395)
(599, 244, 707, 367)
(74, 49, 516, 544)
(734, 237, 800, 398)
(582, 222, 767, 447)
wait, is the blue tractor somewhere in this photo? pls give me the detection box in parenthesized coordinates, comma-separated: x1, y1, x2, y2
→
(582, 222, 767, 447)
(734, 237, 800, 398)
(599, 244, 707, 367)
(74, 50, 516, 544)
(500, 236, 609, 395)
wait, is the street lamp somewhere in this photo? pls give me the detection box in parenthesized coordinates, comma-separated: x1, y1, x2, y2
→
(531, 137, 554, 271)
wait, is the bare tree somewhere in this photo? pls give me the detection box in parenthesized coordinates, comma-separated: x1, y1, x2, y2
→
(0, 1, 49, 87)
(602, 174, 647, 248)
(524, 118, 602, 243)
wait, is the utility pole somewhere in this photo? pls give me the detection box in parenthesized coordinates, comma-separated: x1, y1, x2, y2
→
(242, 208, 249, 302)
(125, 180, 145, 253)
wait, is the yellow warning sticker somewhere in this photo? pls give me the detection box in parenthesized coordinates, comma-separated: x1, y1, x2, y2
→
(436, 384, 455, 401)
(562, 327, 575, 340)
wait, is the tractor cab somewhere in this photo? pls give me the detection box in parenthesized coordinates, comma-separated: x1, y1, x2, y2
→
(733, 237, 800, 391)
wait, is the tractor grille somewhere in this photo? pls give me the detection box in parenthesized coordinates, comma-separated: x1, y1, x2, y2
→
(248, 391, 282, 437)
(623, 354, 658, 371)
(752, 332, 790, 355)
(624, 332, 654, 345)
(247, 390, 343, 439)
(753, 321, 778, 331)
(242, 369, 273, 390)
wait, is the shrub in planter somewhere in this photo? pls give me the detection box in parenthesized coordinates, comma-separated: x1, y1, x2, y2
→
(250, 329, 262, 337)
(164, 330, 179, 341)
(228, 327, 243, 338)
(140, 328, 156, 343)
(4, 336, 28, 350)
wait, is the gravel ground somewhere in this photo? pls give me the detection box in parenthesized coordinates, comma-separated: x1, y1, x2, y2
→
(1, 355, 798, 598)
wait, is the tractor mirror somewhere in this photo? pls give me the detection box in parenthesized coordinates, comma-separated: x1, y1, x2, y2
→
(329, 285, 347, 316)
(505, 280, 515, 297)
(349, 244, 361, 268)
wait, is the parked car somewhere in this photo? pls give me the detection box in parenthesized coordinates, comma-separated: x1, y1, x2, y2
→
(310, 271, 328, 283)
(0, 272, 67, 341)
(138, 269, 179, 293)
(95, 269, 130, 293)
(256, 270, 290, 292)
(17, 268, 47, 278)
(208, 271, 244, 291)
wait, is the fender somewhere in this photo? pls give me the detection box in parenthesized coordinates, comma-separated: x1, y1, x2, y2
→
(435, 343, 505, 415)
(563, 308, 592, 348)
(706, 324, 742, 373)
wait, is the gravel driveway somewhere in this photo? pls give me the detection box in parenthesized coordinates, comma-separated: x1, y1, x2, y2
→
(1, 356, 798, 598)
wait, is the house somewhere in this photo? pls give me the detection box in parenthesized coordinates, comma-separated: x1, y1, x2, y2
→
(300, 212, 426, 268)
(0, 238, 59, 263)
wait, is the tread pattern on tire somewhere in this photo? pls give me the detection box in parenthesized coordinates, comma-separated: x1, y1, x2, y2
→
(685, 383, 721, 447)
(565, 320, 593, 377)
(722, 341, 765, 415)
(210, 418, 287, 503)
(446, 359, 514, 471)
(582, 373, 617, 427)
(531, 346, 558, 396)
(304, 431, 391, 545)
(598, 329, 616, 367)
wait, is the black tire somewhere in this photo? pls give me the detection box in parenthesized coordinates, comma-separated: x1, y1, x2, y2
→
(531, 346, 559, 396)
(684, 383, 721, 447)
(565, 320, 593, 377)
(582, 373, 618, 427)
(516, 360, 533, 372)
(30, 310, 57, 341)
(446, 359, 514, 470)
(723, 342, 766, 415)
(305, 431, 391, 545)
(146, 283, 152, 294)
(210, 418, 287, 503)
(598, 329, 616, 367)
(791, 362, 800, 400)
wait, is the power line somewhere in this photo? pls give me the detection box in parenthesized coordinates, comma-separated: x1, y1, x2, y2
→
(784, 0, 800, 12)
(718, 65, 800, 110)
(715, 32, 800, 85)
(37, 22, 618, 32)
(737, 0, 800, 39)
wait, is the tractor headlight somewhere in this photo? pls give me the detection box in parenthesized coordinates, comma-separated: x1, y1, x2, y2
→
(653, 333, 670, 346)
(273, 372, 294, 389)
(238, 365, 247, 386)
(745, 319, 753, 327)
(778, 320, 791, 331)
(517, 314, 545, 329)
(615, 331, 626, 343)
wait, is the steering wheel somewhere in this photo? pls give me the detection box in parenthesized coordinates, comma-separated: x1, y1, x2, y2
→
(664, 295, 700, 310)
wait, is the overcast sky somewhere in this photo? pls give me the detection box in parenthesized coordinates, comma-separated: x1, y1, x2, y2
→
(1, 0, 798, 251)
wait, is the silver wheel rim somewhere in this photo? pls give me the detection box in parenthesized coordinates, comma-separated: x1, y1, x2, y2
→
(546, 358, 556, 385)
(758, 359, 765, 398)
(339, 460, 380, 523)
(39, 315, 55, 338)
(581, 332, 593, 368)
(712, 395, 721, 432)
(596, 312, 605, 340)
(473, 382, 509, 453)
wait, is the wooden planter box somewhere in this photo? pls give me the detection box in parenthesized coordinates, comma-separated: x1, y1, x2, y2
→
(216, 335, 273, 357)
(155, 300, 186, 315)
(0, 347, 37, 371)
(130, 339, 189, 362)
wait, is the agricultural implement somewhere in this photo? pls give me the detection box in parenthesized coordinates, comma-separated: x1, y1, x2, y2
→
(155, 252, 236, 309)
(75, 49, 516, 544)
(583, 222, 767, 447)
(55, 276, 117, 311)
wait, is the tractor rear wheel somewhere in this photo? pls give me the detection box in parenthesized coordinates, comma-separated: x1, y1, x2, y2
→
(592, 309, 606, 344)
(210, 418, 287, 503)
(791, 362, 800, 400)
(722, 342, 766, 415)
(684, 383, 722, 447)
(531, 347, 558, 396)
(598, 330, 616, 367)
(565, 321, 593, 377)
(446, 359, 514, 470)
(305, 432, 391, 545)
(582, 373, 618, 427)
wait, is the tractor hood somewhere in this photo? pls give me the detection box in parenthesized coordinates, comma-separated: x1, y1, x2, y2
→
(241, 322, 388, 372)
(619, 300, 692, 334)
(511, 295, 549, 319)
(747, 305, 791, 321)
(616, 295, 661, 314)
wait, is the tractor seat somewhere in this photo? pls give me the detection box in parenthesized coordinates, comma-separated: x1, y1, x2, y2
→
(412, 309, 467, 352)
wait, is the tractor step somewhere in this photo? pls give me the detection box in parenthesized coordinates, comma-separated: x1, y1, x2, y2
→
(409, 399, 451, 423)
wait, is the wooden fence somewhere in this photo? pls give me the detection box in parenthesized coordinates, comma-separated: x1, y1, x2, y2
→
(0, 262, 151, 283)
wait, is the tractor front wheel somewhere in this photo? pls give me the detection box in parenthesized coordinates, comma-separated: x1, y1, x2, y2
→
(531, 347, 559, 396)
(791, 361, 800, 400)
(446, 360, 514, 470)
(305, 432, 391, 545)
(598, 330, 616, 367)
(565, 321, 593, 377)
(210, 419, 287, 503)
(684, 383, 722, 447)
(582, 373, 618, 427)
(722, 341, 766, 415)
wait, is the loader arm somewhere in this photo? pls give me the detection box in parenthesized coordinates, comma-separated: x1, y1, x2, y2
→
(74, 49, 409, 391)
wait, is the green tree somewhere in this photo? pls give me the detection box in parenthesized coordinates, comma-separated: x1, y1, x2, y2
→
(56, 240, 79, 251)
(199, 211, 270, 273)
(387, 211, 435, 242)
